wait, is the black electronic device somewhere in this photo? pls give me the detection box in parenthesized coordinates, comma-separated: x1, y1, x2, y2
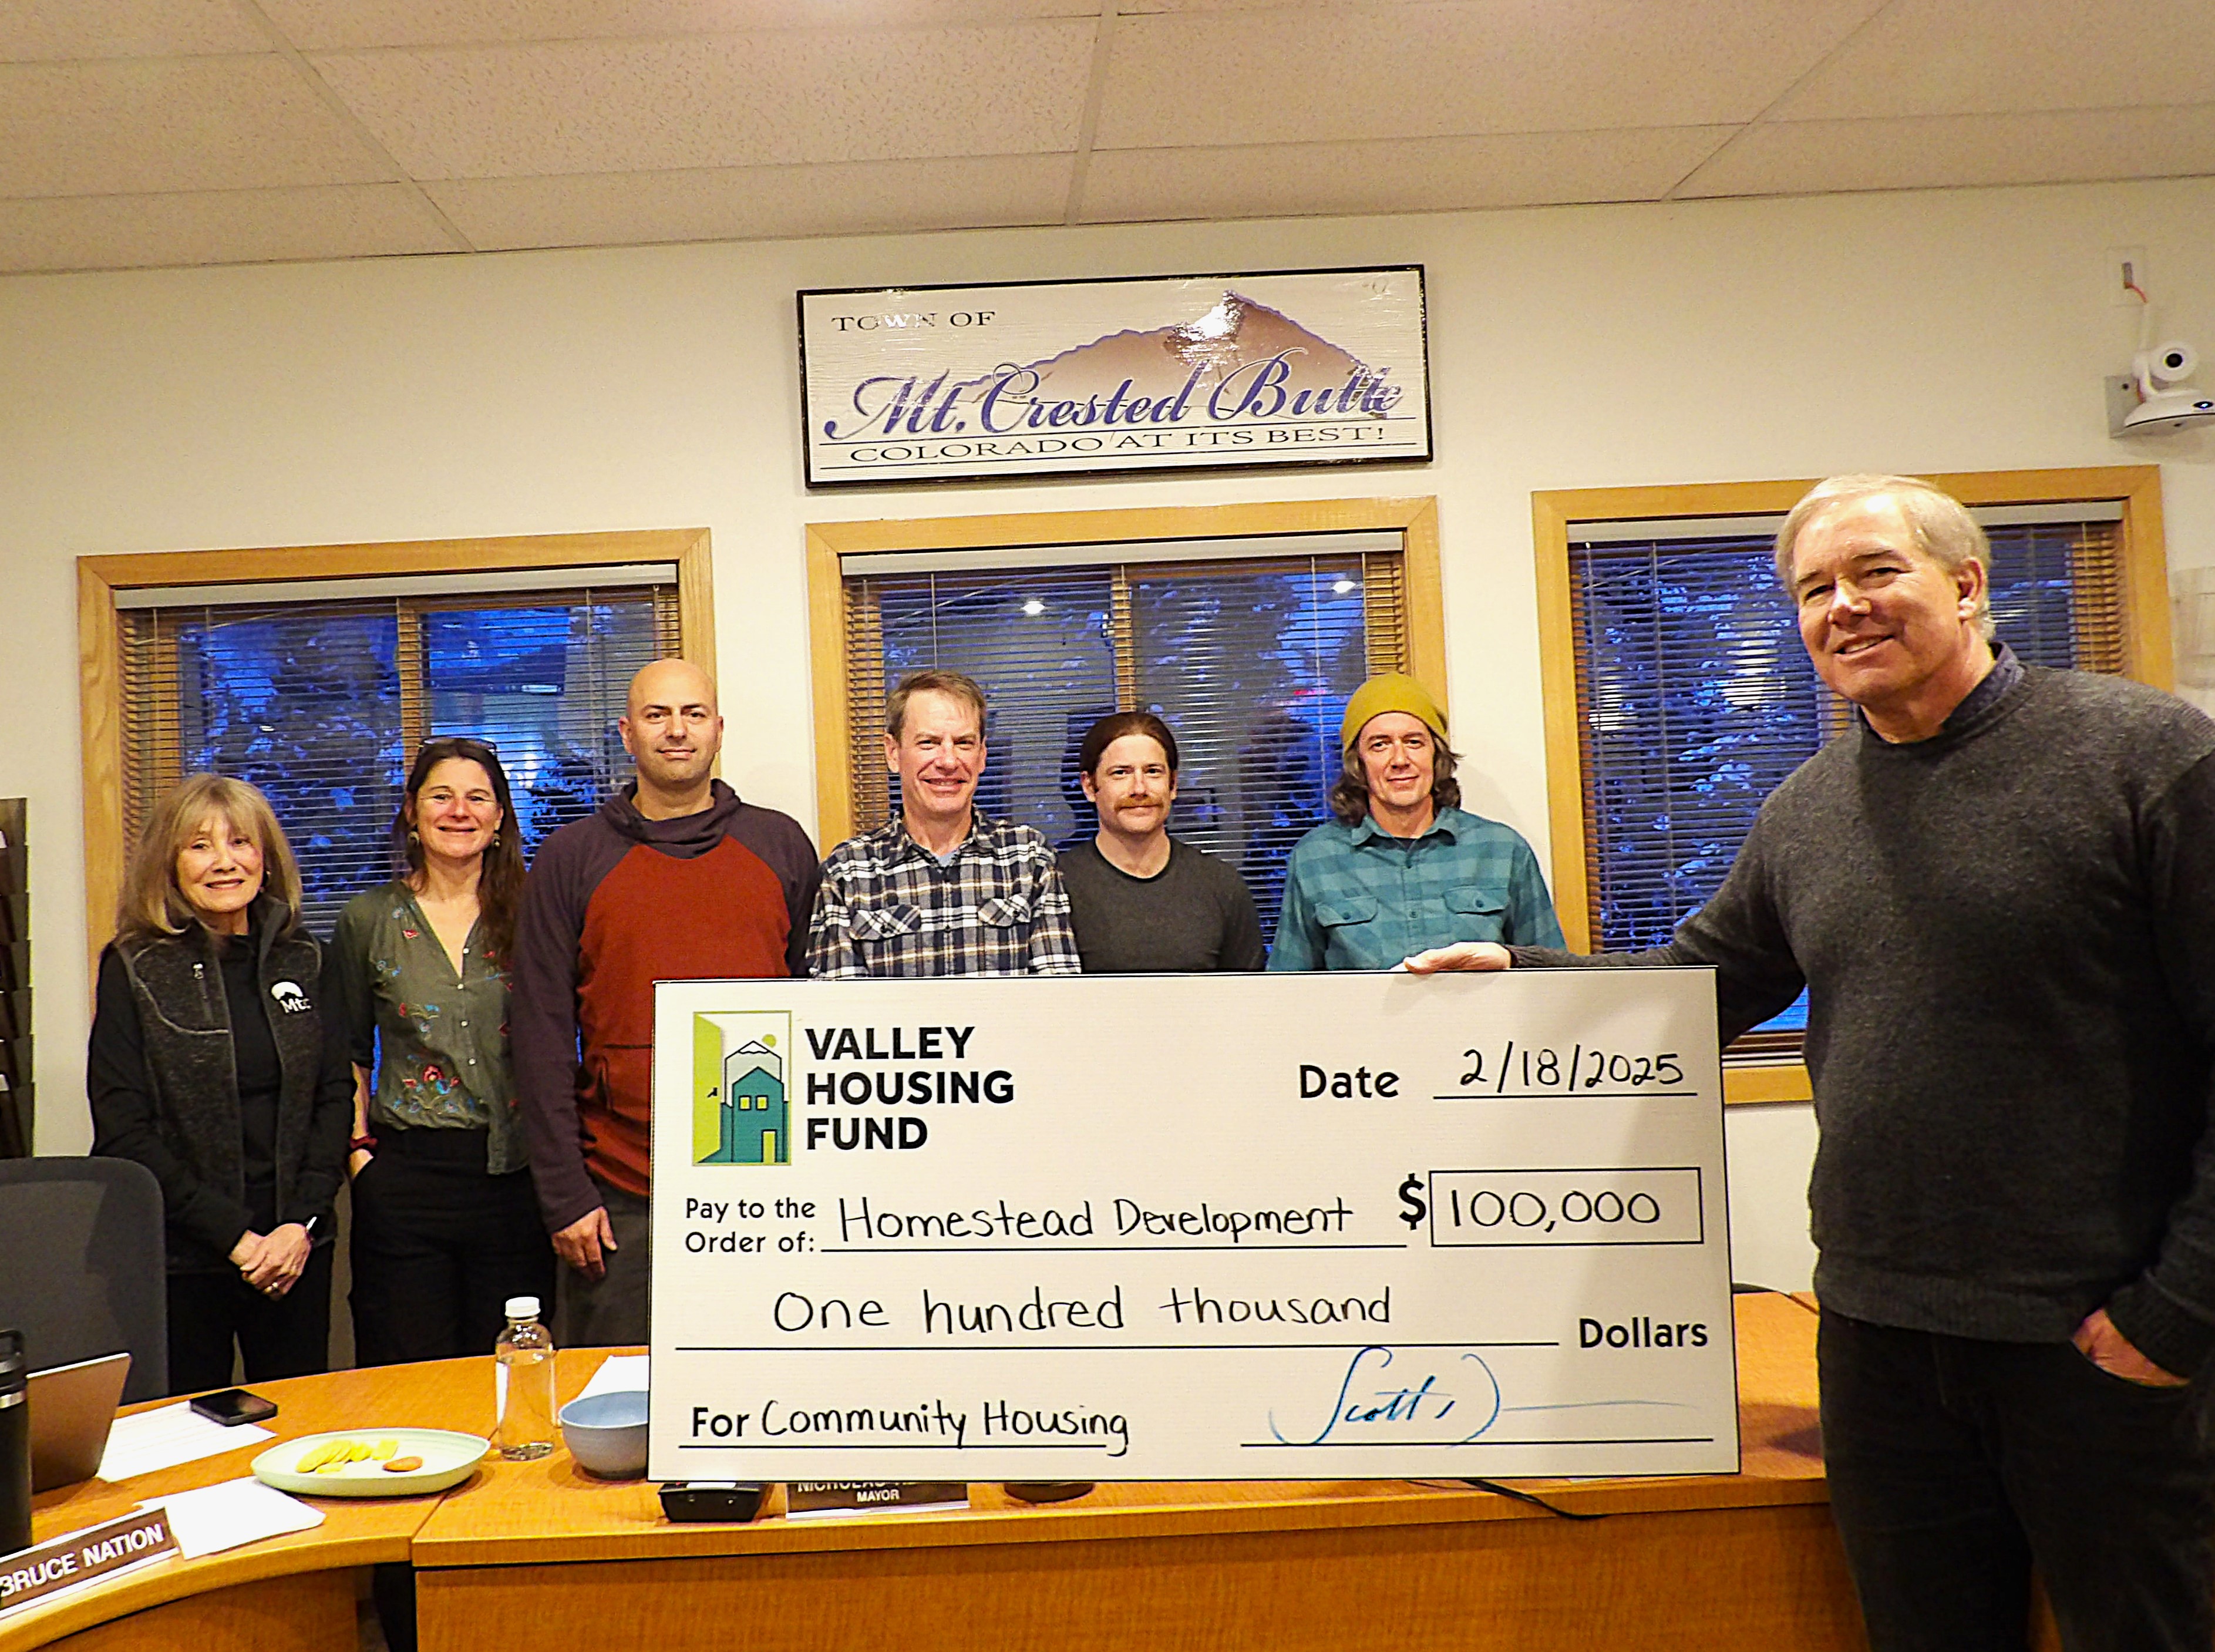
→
(0, 800, 26, 1160)
(188, 1387, 278, 1426)
(1, 1327, 29, 1555)
(658, 1481, 768, 1523)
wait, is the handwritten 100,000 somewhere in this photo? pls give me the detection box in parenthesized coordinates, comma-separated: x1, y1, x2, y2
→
(1456, 1043, 1686, 1094)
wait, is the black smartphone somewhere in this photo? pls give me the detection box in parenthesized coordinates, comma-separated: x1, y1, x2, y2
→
(189, 1387, 278, 1426)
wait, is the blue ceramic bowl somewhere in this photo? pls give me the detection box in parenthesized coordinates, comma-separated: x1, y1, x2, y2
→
(558, 1390, 649, 1479)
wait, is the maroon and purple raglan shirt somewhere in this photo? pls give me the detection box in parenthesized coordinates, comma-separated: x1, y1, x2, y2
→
(510, 780, 820, 1233)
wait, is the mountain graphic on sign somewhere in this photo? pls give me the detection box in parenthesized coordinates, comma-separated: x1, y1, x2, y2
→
(1018, 291, 1386, 414)
(728, 1039, 780, 1088)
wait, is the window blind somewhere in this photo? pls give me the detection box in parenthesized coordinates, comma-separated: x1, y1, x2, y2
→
(120, 578, 679, 936)
(1567, 509, 2132, 1058)
(842, 539, 1408, 941)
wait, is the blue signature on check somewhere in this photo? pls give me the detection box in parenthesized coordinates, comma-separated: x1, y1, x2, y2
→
(1267, 1345, 1502, 1445)
(1266, 1345, 1693, 1447)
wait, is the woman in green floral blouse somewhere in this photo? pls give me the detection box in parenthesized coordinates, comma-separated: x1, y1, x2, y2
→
(332, 738, 554, 1364)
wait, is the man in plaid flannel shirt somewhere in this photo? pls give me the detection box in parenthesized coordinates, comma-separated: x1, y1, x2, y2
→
(807, 669, 1080, 980)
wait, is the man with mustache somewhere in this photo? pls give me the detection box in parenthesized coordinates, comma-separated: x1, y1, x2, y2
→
(1058, 710, 1265, 974)
(511, 660, 819, 1347)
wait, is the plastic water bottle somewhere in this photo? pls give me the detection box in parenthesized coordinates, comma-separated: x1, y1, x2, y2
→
(494, 1297, 556, 1462)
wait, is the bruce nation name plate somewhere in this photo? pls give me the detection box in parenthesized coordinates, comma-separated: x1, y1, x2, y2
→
(647, 969, 1737, 1482)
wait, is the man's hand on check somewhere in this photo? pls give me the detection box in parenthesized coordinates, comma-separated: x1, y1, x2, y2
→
(1398, 942, 1513, 974)
(2073, 1306, 2189, 1387)
(554, 1205, 617, 1278)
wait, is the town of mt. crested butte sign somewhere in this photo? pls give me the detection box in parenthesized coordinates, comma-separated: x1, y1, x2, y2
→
(797, 268, 1431, 487)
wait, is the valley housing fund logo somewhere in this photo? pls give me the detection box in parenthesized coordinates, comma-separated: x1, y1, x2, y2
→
(694, 1012, 792, 1166)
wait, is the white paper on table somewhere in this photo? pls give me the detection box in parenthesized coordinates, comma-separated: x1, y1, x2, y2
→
(97, 1404, 274, 1482)
(577, 1354, 648, 1401)
(152, 1477, 324, 1559)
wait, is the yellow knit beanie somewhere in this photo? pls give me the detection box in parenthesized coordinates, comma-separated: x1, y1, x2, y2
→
(1340, 672, 1448, 750)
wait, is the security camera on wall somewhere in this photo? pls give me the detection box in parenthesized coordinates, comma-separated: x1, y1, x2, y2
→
(2122, 339, 2215, 433)
(2109, 285, 2215, 436)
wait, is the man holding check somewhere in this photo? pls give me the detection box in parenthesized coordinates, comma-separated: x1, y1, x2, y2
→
(1416, 475, 2215, 1652)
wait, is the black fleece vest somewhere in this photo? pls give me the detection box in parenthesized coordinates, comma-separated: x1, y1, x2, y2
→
(115, 913, 328, 1267)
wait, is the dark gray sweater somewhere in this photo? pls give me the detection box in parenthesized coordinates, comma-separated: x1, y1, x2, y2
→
(1517, 663, 2215, 1374)
(1058, 837, 1267, 974)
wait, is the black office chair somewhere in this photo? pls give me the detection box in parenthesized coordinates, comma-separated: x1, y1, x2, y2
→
(0, 1157, 167, 1402)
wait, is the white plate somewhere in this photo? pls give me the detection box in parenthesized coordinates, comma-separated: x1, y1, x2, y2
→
(251, 1428, 488, 1497)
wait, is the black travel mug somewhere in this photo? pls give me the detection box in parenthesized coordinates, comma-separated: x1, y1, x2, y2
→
(0, 1327, 29, 1555)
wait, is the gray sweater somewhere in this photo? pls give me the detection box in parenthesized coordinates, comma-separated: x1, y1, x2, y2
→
(1058, 837, 1267, 974)
(1517, 662, 2215, 1375)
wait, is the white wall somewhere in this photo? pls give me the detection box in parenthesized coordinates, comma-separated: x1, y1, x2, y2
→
(5, 177, 2213, 1293)
(2177, 568, 2215, 716)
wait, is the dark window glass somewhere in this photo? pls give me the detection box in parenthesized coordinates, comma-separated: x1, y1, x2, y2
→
(1130, 562, 1368, 940)
(423, 601, 659, 860)
(176, 608, 404, 934)
(1985, 527, 2079, 669)
(1574, 539, 1826, 955)
(1571, 517, 2121, 1041)
(859, 555, 1378, 943)
(876, 568, 1119, 849)
(153, 591, 667, 936)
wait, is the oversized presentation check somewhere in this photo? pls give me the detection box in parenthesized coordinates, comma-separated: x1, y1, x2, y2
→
(647, 968, 1737, 1482)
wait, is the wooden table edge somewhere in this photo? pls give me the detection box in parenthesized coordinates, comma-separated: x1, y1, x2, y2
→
(409, 1470, 1833, 1569)
(0, 1522, 427, 1651)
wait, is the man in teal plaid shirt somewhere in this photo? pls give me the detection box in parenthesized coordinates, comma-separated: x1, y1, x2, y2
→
(1267, 673, 1563, 971)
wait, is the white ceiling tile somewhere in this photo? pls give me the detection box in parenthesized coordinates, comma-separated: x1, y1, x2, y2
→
(260, 0, 1098, 52)
(0, 183, 453, 272)
(1094, 0, 1883, 149)
(0, 0, 267, 63)
(6, 0, 2212, 277)
(1773, 0, 2215, 122)
(1080, 127, 1733, 223)
(309, 24, 1095, 176)
(0, 56, 400, 195)
(426, 153, 1072, 247)
(1677, 107, 2215, 198)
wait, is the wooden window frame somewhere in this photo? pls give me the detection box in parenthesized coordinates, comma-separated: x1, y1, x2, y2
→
(78, 528, 716, 968)
(1531, 466, 2172, 1106)
(806, 498, 1448, 852)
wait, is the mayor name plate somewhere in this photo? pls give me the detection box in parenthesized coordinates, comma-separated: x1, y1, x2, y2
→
(648, 969, 1737, 1482)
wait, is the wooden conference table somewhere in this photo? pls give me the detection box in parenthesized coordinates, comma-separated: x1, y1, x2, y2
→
(8, 1293, 1869, 1652)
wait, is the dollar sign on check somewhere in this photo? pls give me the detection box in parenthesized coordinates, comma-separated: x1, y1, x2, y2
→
(1398, 1174, 1427, 1229)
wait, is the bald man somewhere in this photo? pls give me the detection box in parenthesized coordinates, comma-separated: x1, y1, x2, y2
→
(510, 660, 820, 1346)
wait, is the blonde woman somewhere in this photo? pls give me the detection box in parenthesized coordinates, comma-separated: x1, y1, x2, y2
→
(89, 774, 352, 1395)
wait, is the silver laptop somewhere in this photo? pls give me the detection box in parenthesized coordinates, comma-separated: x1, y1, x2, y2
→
(29, 1351, 130, 1491)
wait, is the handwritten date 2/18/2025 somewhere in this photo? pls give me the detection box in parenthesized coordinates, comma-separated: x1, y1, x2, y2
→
(1456, 1042, 1686, 1095)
